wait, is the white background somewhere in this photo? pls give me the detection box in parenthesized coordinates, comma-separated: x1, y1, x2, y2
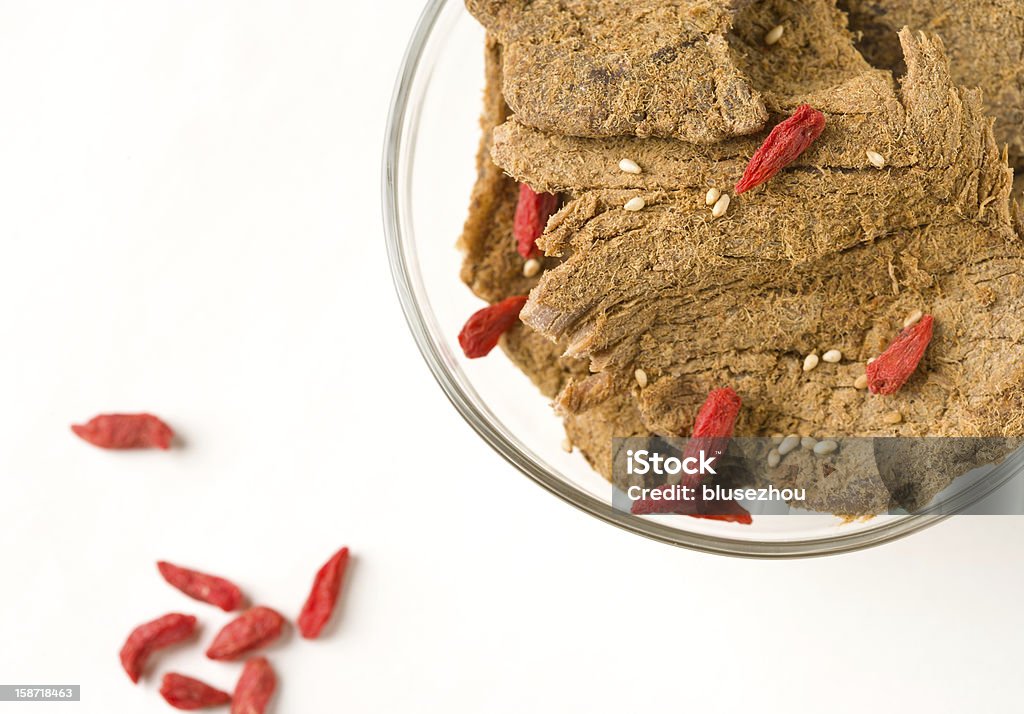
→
(1, 1, 1022, 712)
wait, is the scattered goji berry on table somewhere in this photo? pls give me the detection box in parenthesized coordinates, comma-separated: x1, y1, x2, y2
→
(159, 673, 231, 710)
(158, 561, 245, 612)
(458, 295, 529, 359)
(119, 613, 198, 683)
(71, 413, 174, 450)
(206, 607, 285, 661)
(513, 183, 560, 259)
(867, 314, 934, 395)
(231, 657, 276, 714)
(297, 547, 350, 639)
(734, 104, 826, 194)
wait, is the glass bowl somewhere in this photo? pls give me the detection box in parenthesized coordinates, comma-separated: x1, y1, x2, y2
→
(382, 0, 1024, 557)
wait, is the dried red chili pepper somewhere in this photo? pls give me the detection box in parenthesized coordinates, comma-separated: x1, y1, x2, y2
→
(71, 413, 173, 450)
(631, 387, 751, 524)
(158, 561, 245, 612)
(734, 104, 826, 194)
(206, 607, 284, 661)
(867, 315, 934, 395)
(231, 657, 276, 714)
(119, 613, 198, 683)
(458, 295, 529, 359)
(160, 673, 231, 710)
(298, 546, 350, 639)
(514, 183, 560, 259)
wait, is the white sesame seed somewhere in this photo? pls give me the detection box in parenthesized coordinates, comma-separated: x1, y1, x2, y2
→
(882, 411, 903, 425)
(867, 356, 877, 365)
(903, 309, 924, 328)
(711, 193, 731, 218)
(634, 368, 648, 388)
(801, 436, 818, 450)
(803, 353, 820, 372)
(764, 24, 785, 45)
(822, 349, 842, 363)
(562, 437, 574, 452)
(705, 187, 721, 206)
(778, 434, 801, 456)
(866, 150, 886, 169)
(854, 374, 869, 390)
(618, 158, 642, 174)
(767, 449, 782, 468)
(813, 439, 839, 456)
(523, 258, 541, 278)
(770, 433, 785, 445)
(624, 196, 646, 212)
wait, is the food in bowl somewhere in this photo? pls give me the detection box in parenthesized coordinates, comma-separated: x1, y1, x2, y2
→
(454, 0, 1024, 520)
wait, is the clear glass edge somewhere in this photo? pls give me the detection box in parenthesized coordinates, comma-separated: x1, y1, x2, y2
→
(380, 0, 1024, 558)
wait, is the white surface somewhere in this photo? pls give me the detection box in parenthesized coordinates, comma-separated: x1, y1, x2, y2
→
(0, 2, 1022, 712)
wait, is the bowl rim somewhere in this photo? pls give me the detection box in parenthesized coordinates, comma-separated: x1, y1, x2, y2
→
(381, 0, 1019, 558)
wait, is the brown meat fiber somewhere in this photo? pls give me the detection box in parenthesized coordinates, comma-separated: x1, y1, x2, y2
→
(841, 0, 1024, 168)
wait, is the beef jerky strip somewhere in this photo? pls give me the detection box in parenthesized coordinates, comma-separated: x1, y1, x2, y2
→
(465, 0, 768, 142)
(726, 0, 883, 110)
(842, 0, 1024, 168)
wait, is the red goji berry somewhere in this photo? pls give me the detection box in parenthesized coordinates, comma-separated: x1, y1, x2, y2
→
(458, 295, 529, 359)
(695, 495, 752, 523)
(158, 561, 245, 612)
(71, 413, 173, 450)
(206, 607, 284, 661)
(231, 657, 276, 714)
(867, 314, 934, 395)
(631, 387, 751, 524)
(160, 673, 231, 710)
(681, 387, 743, 488)
(734, 104, 826, 194)
(119, 613, 197, 683)
(513, 183, 560, 259)
(297, 546, 349, 639)
(629, 487, 695, 517)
